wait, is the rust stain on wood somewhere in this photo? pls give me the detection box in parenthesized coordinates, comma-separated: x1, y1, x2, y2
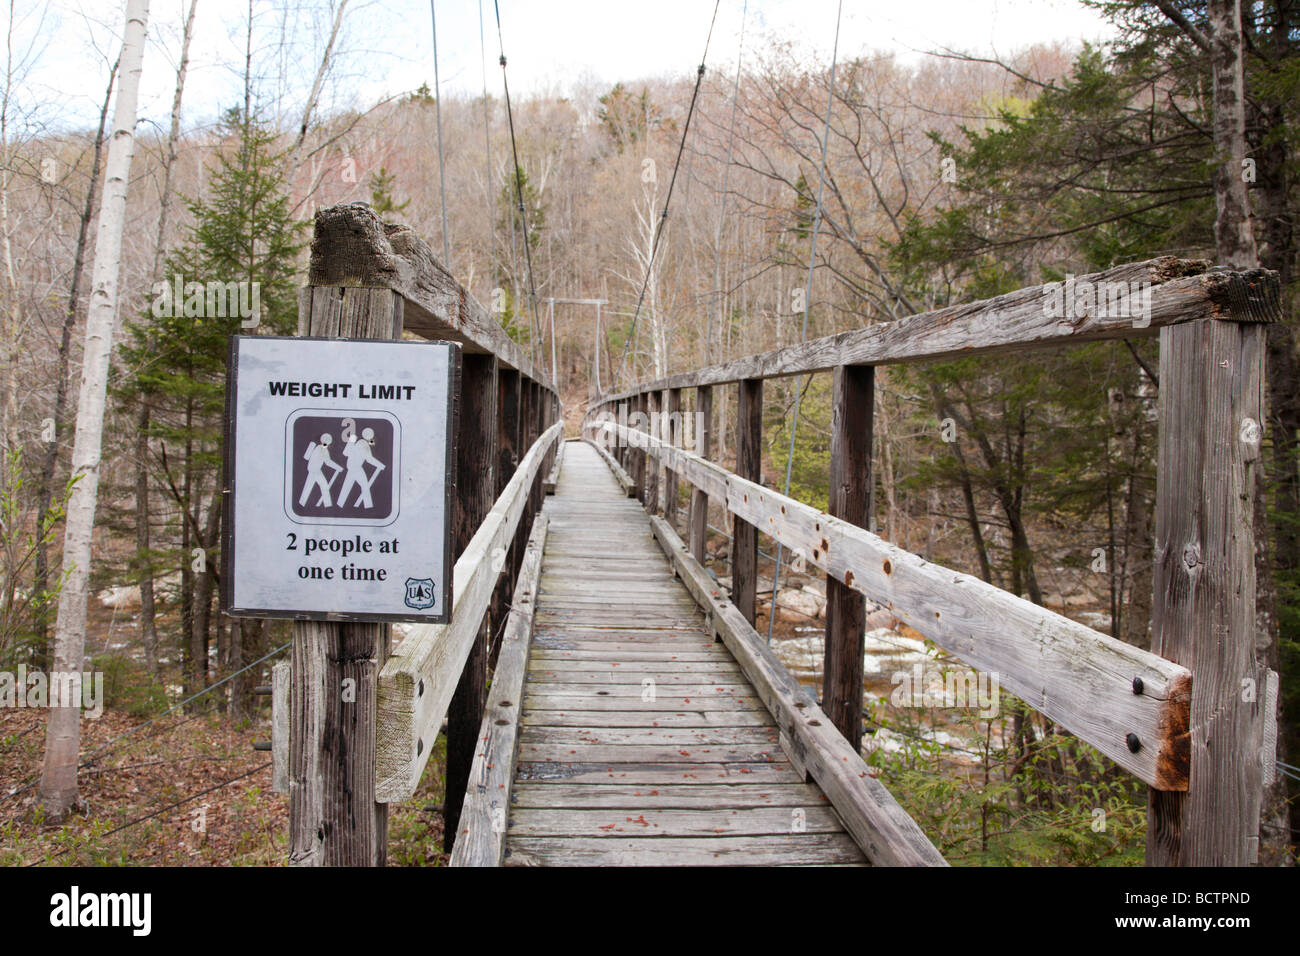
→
(1152, 671, 1191, 792)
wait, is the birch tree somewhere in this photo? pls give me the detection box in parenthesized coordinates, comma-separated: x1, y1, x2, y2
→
(39, 0, 150, 819)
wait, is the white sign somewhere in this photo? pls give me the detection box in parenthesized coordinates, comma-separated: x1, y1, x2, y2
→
(223, 336, 459, 622)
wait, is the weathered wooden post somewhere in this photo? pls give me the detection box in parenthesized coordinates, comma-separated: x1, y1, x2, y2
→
(665, 388, 680, 527)
(490, 368, 521, 666)
(689, 385, 713, 564)
(734, 378, 762, 624)
(646, 390, 661, 515)
(288, 286, 402, 867)
(1146, 272, 1279, 865)
(632, 392, 648, 504)
(444, 353, 498, 853)
(823, 365, 874, 748)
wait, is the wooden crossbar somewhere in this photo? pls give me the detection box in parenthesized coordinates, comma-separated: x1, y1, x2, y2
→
(599, 259, 1279, 401)
(449, 513, 549, 866)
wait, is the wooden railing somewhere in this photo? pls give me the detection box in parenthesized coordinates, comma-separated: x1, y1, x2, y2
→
(585, 257, 1282, 867)
(283, 203, 560, 865)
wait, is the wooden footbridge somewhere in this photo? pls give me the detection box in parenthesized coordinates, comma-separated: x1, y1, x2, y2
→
(270, 203, 1280, 867)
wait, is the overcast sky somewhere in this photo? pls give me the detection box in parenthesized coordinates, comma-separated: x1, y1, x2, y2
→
(18, 0, 1117, 132)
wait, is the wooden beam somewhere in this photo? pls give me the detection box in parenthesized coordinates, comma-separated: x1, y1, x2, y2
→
(543, 440, 563, 495)
(1146, 316, 1275, 865)
(646, 390, 660, 515)
(596, 419, 1192, 790)
(689, 385, 713, 564)
(448, 513, 549, 866)
(598, 261, 1279, 401)
(734, 379, 762, 625)
(665, 388, 681, 528)
(824, 365, 873, 748)
(309, 202, 552, 388)
(490, 368, 521, 667)
(444, 354, 498, 853)
(631, 394, 647, 505)
(375, 423, 562, 803)
(270, 660, 289, 794)
(648, 514, 947, 866)
(289, 285, 401, 866)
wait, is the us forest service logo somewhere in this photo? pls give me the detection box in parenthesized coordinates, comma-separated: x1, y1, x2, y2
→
(404, 577, 436, 610)
(285, 410, 401, 526)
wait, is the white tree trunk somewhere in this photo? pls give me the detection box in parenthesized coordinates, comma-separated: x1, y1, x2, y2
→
(1208, 0, 1258, 269)
(38, 0, 150, 819)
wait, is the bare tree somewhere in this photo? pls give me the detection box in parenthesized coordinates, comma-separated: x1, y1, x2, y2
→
(39, 0, 150, 820)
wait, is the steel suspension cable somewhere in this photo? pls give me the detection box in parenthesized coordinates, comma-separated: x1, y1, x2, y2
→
(765, 0, 843, 645)
(493, 0, 543, 369)
(430, 0, 451, 267)
(613, 0, 721, 387)
(706, 0, 747, 366)
(479, 0, 497, 283)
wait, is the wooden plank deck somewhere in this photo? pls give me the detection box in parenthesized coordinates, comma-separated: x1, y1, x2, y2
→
(503, 441, 867, 866)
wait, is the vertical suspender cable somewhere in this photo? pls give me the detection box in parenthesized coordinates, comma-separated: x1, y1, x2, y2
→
(613, 0, 721, 387)
(765, 0, 843, 647)
(707, 0, 747, 367)
(430, 0, 451, 268)
(493, 0, 543, 368)
(479, 0, 497, 286)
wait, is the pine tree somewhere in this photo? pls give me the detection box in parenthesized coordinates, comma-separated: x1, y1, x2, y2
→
(368, 166, 409, 217)
(118, 107, 304, 701)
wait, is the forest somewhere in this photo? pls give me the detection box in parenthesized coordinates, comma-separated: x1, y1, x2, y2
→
(0, 0, 1294, 869)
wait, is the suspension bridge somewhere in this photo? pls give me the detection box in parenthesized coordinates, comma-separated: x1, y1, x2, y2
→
(236, 0, 1279, 868)
(262, 200, 1279, 867)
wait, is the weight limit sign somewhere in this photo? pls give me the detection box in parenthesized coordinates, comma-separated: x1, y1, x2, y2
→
(222, 336, 460, 623)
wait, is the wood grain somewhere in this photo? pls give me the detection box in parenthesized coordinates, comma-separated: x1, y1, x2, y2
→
(1145, 317, 1275, 864)
(309, 202, 553, 389)
(288, 285, 400, 866)
(824, 364, 873, 748)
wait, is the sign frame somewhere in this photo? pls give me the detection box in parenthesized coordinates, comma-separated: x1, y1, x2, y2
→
(220, 333, 461, 624)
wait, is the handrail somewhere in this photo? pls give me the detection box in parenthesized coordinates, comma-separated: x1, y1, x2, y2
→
(449, 513, 549, 866)
(587, 418, 1192, 791)
(597, 258, 1278, 401)
(375, 422, 563, 802)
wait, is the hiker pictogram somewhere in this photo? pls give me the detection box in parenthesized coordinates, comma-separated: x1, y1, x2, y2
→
(299, 433, 343, 507)
(339, 427, 387, 509)
(286, 412, 399, 524)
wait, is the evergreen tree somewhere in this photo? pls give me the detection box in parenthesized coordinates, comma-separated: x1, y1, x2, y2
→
(118, 107, 304, 698)
(369, 166, 410, 217)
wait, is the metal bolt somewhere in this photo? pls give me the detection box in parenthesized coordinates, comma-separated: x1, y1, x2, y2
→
(1132, 677, 1144, 695)
(1126, 733, 1141, 754)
